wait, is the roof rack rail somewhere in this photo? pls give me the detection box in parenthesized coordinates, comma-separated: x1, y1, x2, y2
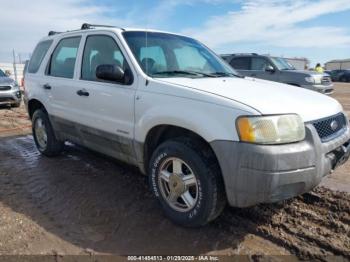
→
(232, 53, 258, 56)
(81, 23, 125, 31)
(48, 31, 62, 36)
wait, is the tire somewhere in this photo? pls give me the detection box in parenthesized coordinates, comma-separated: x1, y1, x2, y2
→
(32, 109, 63, 156)
(340, 76, 347, 82)
(149, 137, 226, 227)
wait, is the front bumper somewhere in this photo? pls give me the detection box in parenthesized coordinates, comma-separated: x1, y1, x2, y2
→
(301, 83, 334, 94)
(211, 124, 350, 207)
(0, 88, 22, 105)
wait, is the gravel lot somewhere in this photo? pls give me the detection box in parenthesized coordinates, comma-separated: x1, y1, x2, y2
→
(0, 83, 349, 259)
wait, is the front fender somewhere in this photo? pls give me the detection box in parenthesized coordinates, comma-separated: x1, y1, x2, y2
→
(134, 91, 250, 143)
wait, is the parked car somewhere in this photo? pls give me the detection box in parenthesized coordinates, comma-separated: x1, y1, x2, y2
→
(24, 24, 350, 227)
(0, 68, 21, 107)
(328, 69, 350, 82)
(221, 53, 334, 94)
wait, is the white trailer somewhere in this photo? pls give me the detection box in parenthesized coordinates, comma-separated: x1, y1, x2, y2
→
(325, 59, 350, 70)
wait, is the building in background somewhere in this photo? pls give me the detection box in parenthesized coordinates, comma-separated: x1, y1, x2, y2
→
(325, 59, 350, 70)
(285, 57, 310, 70)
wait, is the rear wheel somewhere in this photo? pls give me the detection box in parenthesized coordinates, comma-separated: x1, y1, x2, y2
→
(149, 138, 226, 227)
(32, 109, 63, 156)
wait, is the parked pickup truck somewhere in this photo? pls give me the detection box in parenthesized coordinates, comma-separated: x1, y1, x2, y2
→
(221, 53, 334, 94)
(24, 24, 350, 227)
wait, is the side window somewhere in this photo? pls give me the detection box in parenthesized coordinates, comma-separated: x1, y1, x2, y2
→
(28, 40, 53, 73)
(140, 46, 167, 74)
(82, 35, 129, 81)
(48, 37, 81, 78)
(251, 57, 272, 71)
(230, 57, 251, 70)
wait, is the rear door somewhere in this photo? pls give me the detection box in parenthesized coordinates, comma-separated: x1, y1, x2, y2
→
(229, 57, 251, 76)
(71, 32, 138, 164)
(43, 35, 83, 144)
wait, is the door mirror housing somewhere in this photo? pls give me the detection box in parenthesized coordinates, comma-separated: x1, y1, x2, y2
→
(265, 65, 275, 73)
(96, 64, 125, 82)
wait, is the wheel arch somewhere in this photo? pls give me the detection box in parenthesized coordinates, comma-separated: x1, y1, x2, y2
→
(287, 83, 300, 87)
(28, 99, 47, 119)
(142, 124, 222, 177)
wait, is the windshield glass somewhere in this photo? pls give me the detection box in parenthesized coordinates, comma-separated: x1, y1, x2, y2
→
(270, 57, 295, 70)
(123, 31, 238, 78)
(0, 69, 6, 77)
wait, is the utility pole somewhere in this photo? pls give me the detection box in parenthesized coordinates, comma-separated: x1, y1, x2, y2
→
(12, 49, 18, 84)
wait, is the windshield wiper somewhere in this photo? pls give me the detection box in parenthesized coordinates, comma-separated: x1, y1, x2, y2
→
(210, 72, 244, 78)
(152, 70, 216, 77)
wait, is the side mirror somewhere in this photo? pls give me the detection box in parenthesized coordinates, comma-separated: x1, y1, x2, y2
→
(265, 65, 275, 73)
(96, 64, 125, 82)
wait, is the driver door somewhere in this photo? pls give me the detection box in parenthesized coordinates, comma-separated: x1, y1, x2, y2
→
(250, 57, 278, 82)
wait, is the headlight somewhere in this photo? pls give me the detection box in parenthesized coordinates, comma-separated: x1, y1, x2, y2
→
(236, 114, 305, 144)
(305, 76, 314, 83)
(305, 76, 322, 84)
(11, 82, 20, 90)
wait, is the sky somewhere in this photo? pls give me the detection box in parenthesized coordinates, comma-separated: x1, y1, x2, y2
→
(0, 0, 349, 66)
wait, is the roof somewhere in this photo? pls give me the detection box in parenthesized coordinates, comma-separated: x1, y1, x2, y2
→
(325, 58, 350, 64)
(45, 23, 186, 39)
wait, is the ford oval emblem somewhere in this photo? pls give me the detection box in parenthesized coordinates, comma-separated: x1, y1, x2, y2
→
(330, 120, 339, 131)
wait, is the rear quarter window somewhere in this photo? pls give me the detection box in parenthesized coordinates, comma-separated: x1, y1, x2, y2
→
(28, 40, 53, 73)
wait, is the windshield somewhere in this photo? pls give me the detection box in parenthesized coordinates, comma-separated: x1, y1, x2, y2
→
(270, 57, 295, 70)
(122, 31, 238, 78)
(0, 69, 6, 77)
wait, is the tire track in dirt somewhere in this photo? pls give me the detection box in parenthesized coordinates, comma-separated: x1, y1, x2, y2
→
(219, 188, 350, 259)
(0, 135, 349, 259)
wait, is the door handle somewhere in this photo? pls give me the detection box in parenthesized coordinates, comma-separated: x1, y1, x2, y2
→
(43, 83, 51, 90)
(76, 89, 89, 97)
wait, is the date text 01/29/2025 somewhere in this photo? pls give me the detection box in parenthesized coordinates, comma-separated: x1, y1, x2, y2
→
(127, 255, 219, 261)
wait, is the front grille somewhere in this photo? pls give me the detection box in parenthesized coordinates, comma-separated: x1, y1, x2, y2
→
(321, 76, 332, 85)
(312, 113, 348, 142)
(0, 97, 14, 103)
(0, 86, 11, 91)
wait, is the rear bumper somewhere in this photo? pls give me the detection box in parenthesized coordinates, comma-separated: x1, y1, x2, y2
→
(0, 88, 22, 105)
(211, 124, 350, 207)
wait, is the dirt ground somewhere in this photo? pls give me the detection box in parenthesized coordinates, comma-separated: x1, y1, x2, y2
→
(0, 83, 349, 259)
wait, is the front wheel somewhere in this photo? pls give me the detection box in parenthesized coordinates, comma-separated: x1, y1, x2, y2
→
(340, 76, 348, 82)
(149, 138, 226, 227)
(32, 109, 63, 156)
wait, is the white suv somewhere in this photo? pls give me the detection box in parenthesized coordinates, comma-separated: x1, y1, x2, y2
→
(24, 24, 350, 227)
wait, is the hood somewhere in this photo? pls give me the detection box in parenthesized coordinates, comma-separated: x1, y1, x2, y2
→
(0, 76, 15, 86)
(157, 77, 342, 122)
(282, 69, 326, 77)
